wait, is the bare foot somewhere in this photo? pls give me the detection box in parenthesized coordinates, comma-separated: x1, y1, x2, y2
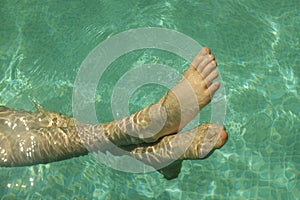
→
(129, 122, 228, 179)
(155, 47, 220, 135)
(130, 123, 228, 167)
(102, 47, 221, 145)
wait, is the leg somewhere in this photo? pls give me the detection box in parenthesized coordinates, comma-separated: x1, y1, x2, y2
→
(0, 47, 219, 146)
(0, 122, 227, 167)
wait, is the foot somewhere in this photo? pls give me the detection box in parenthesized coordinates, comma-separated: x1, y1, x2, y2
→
(181, 123, 228, 159)
(104, 47, 221, 145)
(152, 47, 220, 139)
(130, 123, 228, 167)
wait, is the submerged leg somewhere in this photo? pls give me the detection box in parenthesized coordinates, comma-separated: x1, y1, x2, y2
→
(0, 104, 75, 132)
(0, 122, 227, 168)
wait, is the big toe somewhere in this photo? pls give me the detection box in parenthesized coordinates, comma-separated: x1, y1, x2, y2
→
(191, 47, 211, 68)
(214, 126, 228, 148)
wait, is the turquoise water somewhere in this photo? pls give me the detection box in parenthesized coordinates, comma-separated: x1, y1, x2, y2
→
(1, 0, 299, 199)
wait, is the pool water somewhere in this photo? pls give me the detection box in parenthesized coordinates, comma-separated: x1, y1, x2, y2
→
(1, 0, 299, 199)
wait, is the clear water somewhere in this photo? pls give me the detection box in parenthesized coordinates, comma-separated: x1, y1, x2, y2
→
(0, 0, 299, 199)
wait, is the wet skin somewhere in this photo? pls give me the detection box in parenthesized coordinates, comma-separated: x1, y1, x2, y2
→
(0, 47, 227, 178)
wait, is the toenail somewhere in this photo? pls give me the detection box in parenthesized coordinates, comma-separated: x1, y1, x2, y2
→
(213, 70, 219, 77)
(204, 47, 210, 54)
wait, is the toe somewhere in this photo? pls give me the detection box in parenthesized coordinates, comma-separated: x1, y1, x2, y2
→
(208, 82, 220, 97)
(197, 54, 215, 73)
(214, 126, 228, 148)
(201, 47, 211, 54)
(191, 47, 211, 68)
(201, 60, 217, 78)
(205, 69, 219, 85)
